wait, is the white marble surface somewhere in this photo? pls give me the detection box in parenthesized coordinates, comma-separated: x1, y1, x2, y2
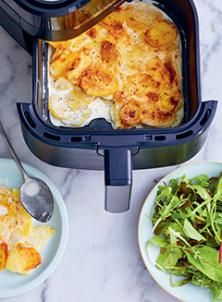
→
(0, 0, 222, 301)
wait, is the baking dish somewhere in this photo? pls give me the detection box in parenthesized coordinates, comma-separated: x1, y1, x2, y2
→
(5, 0, 217, 212)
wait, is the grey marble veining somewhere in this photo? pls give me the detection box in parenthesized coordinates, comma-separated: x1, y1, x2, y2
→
(0, 0, 222, 301)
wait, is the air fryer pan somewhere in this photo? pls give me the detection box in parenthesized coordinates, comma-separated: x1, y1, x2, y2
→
(35, 0, 195, 128)
(18, 0, 218, 213)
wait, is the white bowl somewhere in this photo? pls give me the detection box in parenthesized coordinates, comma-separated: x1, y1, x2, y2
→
(138, 162, 222, 302)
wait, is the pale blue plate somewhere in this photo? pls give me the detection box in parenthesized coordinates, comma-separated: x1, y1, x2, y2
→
(138, 162, 222, 302)
(0, 158, 68, 298)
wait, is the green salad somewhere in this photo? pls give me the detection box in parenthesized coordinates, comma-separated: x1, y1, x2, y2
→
(148, 173, 222, 301)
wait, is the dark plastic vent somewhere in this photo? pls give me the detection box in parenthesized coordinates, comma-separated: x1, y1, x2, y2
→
(71, 136, 82, 142)
(155, 136, 166, 141)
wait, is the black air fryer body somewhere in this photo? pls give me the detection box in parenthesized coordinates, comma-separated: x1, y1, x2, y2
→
(0, 0, 218, 213)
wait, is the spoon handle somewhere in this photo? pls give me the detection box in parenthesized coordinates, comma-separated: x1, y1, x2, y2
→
(0, 120, 29, 181)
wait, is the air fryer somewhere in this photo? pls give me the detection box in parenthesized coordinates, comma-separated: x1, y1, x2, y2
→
(0, 0, 218, 213)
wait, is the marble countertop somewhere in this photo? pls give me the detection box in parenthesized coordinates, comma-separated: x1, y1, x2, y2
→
(0, 0, 222, 301)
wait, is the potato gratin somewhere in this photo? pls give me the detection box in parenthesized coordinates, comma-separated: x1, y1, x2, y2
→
(48, 1, 183, 128)
(0, 187, 54, 275)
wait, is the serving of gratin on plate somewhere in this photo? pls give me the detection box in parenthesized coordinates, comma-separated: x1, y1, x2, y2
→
(0, 187, 54, 275)
(48, 0, 183, 128)
(0, 159, 68, 299)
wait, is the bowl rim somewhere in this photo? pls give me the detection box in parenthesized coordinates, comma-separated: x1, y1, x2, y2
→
(0, 158, 69, 298)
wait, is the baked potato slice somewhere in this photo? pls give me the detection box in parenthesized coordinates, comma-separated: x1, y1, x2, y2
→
(144, 20, 178, 50)
(80, 65, 118, 97)
(6, 243, 41, 275)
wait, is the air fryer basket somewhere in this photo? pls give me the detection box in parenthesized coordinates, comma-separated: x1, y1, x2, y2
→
(18, 0, 218, 212)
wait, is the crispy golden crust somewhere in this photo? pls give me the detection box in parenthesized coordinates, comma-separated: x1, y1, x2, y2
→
(146, 57, 177, 87)
(0, 241, 8, 271)
(144, 20, 178, 50)
(50, 50, 81, 79)
(49, 1, 183, 128)
(79, 65, 118, 97)
(100, 40, 119, 64)
(119, 100, 141, 128)
(6, 243, 41, 274)
(123, 73, 160, 100)
(108, 21, 125, 38)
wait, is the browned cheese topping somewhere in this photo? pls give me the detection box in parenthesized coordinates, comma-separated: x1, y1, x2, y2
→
(49, 1, 183, 128)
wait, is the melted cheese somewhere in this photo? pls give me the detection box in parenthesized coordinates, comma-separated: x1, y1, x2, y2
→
(48, 0, 184, 128)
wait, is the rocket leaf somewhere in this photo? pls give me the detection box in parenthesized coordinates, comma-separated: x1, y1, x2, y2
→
(147, 235, 167, 248)
(192, 185, 211, 200)
(156, 246, 182, 270)
(184, 246, 222, 283)
(183, 219, 205, 241)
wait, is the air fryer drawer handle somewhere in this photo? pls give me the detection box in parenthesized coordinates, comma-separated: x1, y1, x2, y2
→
(104, 148, 132, 213)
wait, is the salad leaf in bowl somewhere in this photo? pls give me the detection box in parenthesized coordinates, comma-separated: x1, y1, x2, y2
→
(138, 162, 222, 302)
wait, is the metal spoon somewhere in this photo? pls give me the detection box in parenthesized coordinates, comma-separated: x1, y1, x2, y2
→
(0, 120, 54, 222)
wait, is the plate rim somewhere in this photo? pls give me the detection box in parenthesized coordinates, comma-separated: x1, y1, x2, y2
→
(137, 161, 222, 302)
(0, 158, 69, 298)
